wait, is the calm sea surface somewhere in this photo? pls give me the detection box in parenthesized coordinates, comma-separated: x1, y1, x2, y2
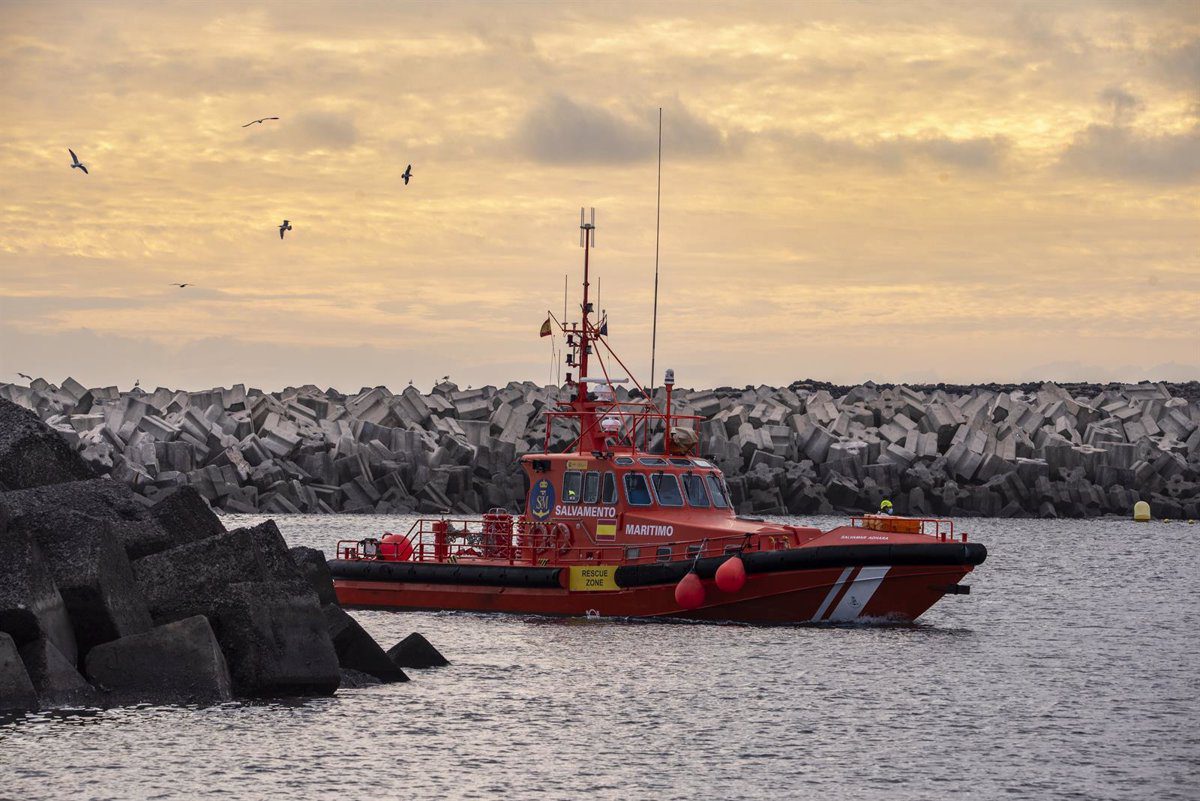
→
(2, 514, 1197, 801)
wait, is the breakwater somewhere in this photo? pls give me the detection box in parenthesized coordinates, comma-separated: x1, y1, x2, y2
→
(0, 398, 443, 712)
(2, 377, 1198, 520)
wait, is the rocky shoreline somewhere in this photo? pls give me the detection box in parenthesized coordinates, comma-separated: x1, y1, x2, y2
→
(1, 398, 445, 713)
(2, 377, 1198, 520)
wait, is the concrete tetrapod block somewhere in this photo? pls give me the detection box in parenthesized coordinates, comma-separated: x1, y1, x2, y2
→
(0, 526, 77, 665)
(207, 582, 340, 697)
(146, 485, 226, 557)
(0, 632, 38, 712)
(288, 547, 338, 606)
(0, 398, 96, 490)
(85, 615, 232, 705)
(387, 632, 449, 668)
(18, 637, 99, 708)
(20, 510, 153, 657)
(323, 605, 408, 683)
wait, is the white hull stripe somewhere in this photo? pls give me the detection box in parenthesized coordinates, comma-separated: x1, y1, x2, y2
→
(827, 566, 891, 622)
(811, 567, 855, 621)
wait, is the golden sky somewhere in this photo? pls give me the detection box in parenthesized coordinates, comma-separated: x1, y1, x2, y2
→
(1, 0, 1197, 391)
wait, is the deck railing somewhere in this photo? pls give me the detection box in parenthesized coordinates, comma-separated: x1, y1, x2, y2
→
(849, 515, 964, 542)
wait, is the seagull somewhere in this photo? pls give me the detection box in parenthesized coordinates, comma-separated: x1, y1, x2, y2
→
(242, 117, 279, 128)
(17, 372, 33, 381)
(441, 375, 450, 382)
(279, 219, 292, 239)
(402, 164, 412, 185)
(170, 283, 192, 288)
(68, 149, 88, 174)
(134, 379, 140, 388)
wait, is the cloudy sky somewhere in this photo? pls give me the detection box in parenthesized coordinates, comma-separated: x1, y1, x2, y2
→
(1, 0, 1197, 392)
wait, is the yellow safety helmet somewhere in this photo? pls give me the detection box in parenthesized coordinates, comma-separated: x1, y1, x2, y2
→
(880, 499, 893, 509)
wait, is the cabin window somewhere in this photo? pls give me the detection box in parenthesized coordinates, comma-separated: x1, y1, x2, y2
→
(693, 459, 715, 469)
(650, 473, 684, 507)
(670, 458, 691, 467)
(686, 544, 702, 558)
(601, 472, 617, 504)
(656, 546, 673, 562)
(639, 457, 668, 466)
(706, 474, 730, 508)
(625, 546, 641, 561)
(582, 471, 601, 504)
(615, 456, 634, 466)
(623, 473, 653, 506)
(682, 473, 710, 507)
(562, 471, 582, 503)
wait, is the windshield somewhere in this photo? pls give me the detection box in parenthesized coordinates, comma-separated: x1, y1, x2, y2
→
(651, 473, 684, 507)
(706, 474, 730, 508)
(682, 473, 710, 507)
(623, 473, 652, 506)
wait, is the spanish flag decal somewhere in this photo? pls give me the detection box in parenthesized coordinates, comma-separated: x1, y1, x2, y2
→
(539, 316, 552, 337)
(596, 519, 617, 541)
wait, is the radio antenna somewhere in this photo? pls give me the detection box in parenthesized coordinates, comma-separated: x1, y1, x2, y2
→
(650, 106, 663, 395)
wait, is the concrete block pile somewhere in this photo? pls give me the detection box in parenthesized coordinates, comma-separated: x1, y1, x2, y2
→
(0, 398, 444, 713)
(2, 377, 1198, 520)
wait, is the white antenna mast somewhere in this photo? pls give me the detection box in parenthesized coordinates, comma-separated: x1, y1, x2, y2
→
(650, 107, 663, 395)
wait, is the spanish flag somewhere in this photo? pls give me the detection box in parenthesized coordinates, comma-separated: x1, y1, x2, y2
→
(539, 316, 552, 337)
(596, 519, 617, 541)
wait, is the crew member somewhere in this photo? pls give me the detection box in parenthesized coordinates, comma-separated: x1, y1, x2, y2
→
(879, 499, 894, 516)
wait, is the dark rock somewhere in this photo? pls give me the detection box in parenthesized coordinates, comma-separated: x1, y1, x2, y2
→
(2, 478, 169, 561)
(289, 547, 338, 606)
(85, 615, 232, 704)
(338, 668, 383, 688)
(18, 637, 99, 708)
(0, 398, 94, 489)
(387, 632, 449, 668)
(323, 605, 408, 683)
(0, 632, 37, 712)
(206, 582, 340, 697)
(0, 526, 77, 664)
(18, 511, 152, 657)
(147, 485, 226, 556)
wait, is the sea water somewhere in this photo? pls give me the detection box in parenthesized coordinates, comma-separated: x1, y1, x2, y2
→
(2, 515, 1197, 801)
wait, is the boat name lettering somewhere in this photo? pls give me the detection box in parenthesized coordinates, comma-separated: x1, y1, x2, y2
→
(554, 504, 617, 518)
(626, 524, 674, 537)
(839, 534, 890, 541)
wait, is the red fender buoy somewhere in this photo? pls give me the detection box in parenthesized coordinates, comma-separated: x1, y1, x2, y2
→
(714, 555, 746, 593)
(674, 571, 705, 610)
(380, 532, 414, 561)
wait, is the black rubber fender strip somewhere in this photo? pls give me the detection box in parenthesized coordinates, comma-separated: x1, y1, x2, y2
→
(329, 559, 565, 589)
(613, 542, 987, 589)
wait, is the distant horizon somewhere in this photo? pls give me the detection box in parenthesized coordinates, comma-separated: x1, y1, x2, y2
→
(2, 1, 1197, 390)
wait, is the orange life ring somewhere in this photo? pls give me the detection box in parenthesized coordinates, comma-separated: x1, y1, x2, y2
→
(529, 523, 549, 551)
(549, 522, 574, 556)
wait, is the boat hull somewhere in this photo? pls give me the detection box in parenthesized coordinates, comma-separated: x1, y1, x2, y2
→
(332, 561, 977, 624)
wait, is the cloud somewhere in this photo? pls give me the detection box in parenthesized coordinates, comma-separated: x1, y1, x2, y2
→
(245, 109, 360, 152)
(512, 95, 729, 164)
(770, 130, 1010, 172)
(1058, 91, 1200, 183)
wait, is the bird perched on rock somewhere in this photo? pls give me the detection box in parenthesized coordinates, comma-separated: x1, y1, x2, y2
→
(242, 116, 279, 127)
(402, 164, 412, 185)
(279, 220, 292, 239)
(68, 149, 88, 174)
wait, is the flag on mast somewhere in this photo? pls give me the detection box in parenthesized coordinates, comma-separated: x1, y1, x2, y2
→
(539, 316, 553, 337)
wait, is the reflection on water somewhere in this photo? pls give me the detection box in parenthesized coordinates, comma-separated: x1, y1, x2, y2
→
(2, 515, 1197, 801)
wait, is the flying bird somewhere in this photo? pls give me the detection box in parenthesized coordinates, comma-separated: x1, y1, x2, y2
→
(242, 117, 279, 128)
(17, 372, 33, 381)
(170, 283, 192, 288)
(68, 149, 88, 174)
(402, 164, 412, 185)
(279, 219, 292, 239)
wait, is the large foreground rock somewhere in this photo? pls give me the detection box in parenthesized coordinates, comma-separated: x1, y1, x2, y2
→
(323, 605, 408, 683)
(147, 486, 225, 557)
(207, 583, 340, 697)
(0, 632, 37, 712)
(19, 637, 98, 708)
(17, 510, 152, 657)
(0, 526, 77, 665)
(387, 632, 449, 668)
(289, 547, 338, 606)
(85, 615, 232, 705)
(0, 398, 94, 490)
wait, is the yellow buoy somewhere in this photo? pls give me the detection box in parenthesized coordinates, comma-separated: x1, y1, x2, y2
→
(1133, 501, 1151, 522)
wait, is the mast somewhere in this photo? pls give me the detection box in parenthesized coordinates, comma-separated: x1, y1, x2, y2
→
(576, 207, 595, 404)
